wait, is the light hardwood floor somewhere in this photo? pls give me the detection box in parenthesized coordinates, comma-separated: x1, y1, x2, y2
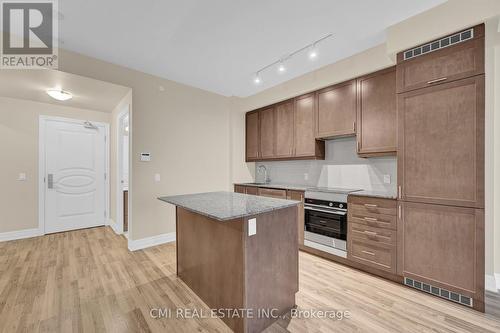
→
(0, 227, 499, 333)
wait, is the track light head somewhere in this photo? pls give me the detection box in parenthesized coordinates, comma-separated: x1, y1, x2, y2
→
(278, 61, 286, 73)
(253, 73, 262, 84)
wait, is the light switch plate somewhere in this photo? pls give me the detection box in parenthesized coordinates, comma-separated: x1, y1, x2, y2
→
(248, 218, 256, 236)
(304, 173, 309, 181)
(18, 173, 26, 181)
(154, 173, 161, 182)
(140, 153, 151, 162)
(383, 174, 391, 184)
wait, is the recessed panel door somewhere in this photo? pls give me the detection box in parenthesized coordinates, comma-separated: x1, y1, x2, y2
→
(44, 118, 106, 234)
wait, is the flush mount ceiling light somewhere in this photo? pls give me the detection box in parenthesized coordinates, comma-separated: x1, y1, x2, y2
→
(46, 89, 73, 101)
(252, 33, 332, 85)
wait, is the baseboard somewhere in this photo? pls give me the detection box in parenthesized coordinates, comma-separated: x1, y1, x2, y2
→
(0, 227, 43, 242)
(108, 219, 123, 235)
(486, 274, 498, 292)
(128, 232, 176, 251)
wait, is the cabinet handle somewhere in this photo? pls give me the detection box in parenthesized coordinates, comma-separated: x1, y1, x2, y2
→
(427, 77, 447, 84)
(364, 231, 378, 236)
(362, 250, 375, 256)
(398, 205, 402, 219)
(364, 204, 378, 208)
(357, 141, 360, 152)
(364, 217, 378, 222)
(398, 186, 402, 199)
(353, 121, 356, 132)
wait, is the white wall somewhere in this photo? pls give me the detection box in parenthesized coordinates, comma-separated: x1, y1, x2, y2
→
(59, 49, 232, 241)
(0, 96, 111, 233)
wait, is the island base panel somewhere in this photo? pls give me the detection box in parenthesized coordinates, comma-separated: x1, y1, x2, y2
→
(176, 206, 298, 333)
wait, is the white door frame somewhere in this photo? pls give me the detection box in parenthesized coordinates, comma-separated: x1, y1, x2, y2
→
(38, 115, 110, 234)
(115, 105, 130, 235)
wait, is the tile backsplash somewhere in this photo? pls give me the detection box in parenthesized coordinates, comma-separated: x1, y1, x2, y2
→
(255, 137, 397, 192)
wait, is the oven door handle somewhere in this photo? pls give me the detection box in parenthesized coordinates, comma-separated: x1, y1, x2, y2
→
(304, 206, 347, 216)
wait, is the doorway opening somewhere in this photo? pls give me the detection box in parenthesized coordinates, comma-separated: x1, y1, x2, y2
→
(116, 106, 130, 237)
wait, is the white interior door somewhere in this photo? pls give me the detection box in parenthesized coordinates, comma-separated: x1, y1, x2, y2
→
(43, 118, 107, 234)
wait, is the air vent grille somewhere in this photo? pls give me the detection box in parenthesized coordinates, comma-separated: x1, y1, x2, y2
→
(404, 277, 473, 307)
(403, 28, 474, 61)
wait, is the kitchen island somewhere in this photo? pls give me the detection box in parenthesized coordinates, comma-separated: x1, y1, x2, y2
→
(158, 191, 300, 333)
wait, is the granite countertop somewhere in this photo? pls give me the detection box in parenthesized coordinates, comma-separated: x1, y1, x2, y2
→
(235, 182, 311, 191)
(349, 190, 398, 200)
(158, 191, 300, 221)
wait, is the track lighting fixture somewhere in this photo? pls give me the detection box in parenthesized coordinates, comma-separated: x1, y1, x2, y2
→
(252, 33, 332, 85)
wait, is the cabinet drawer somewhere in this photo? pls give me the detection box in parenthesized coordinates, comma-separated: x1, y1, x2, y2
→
(258, 188, 287, 199)
(349, 238, 396, 273)
(397, 30, 484, 93)
(349, 212, 396, 230)
(234, 185, 246, 194)
(349, 195, 397, 209)
(349, 200, 397, 216)
(245, 186, 259, 196)
(349, 223, 396, 245)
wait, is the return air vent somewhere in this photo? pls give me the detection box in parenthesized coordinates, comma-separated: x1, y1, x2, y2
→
(404, 277, 473, 307)
(403, 28, 474, 61)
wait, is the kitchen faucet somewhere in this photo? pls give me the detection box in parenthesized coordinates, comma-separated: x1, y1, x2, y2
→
(258, 165, 270, 184)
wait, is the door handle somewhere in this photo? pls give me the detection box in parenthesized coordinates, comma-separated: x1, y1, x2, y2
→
(47, 174, 54, 189)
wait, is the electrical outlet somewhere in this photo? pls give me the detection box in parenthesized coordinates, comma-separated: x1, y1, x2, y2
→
(154, 173, 161, 182)
(383, 174, 391, 184)
(18, 173, 26, 181)
(248, 218, 256, 236)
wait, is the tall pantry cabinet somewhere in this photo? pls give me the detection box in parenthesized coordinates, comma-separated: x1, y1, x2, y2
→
(396, 24, 485, 311)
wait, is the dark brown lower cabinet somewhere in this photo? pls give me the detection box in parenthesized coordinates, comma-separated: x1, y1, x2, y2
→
(233, 185, 305, 245)
(234, 185, 246, 194)
(397, 201, 484, 311)
(348, 196, 397, 274)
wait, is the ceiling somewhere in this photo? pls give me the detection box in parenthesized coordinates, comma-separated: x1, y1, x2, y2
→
(0, 69, 130, 112)
(58, 0, 446, 97)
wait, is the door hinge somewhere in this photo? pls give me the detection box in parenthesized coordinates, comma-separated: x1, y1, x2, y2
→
(104, 136, 107, 143)
(104, 210, 107, 218)
(104, 173, 107, 180)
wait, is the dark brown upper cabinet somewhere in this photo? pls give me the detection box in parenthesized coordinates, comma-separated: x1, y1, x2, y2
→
(397, 75, 484, 208)
(315, 80, 357, 139)
(396, 25, 484, 93)
(259, 106, 276, 159)
(275, 100, 295, 158)
(245, 111, 259, 162)
(294, 93, 324, 158)
(356, 67, 397, 157)
(245, 96, 324, 162)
